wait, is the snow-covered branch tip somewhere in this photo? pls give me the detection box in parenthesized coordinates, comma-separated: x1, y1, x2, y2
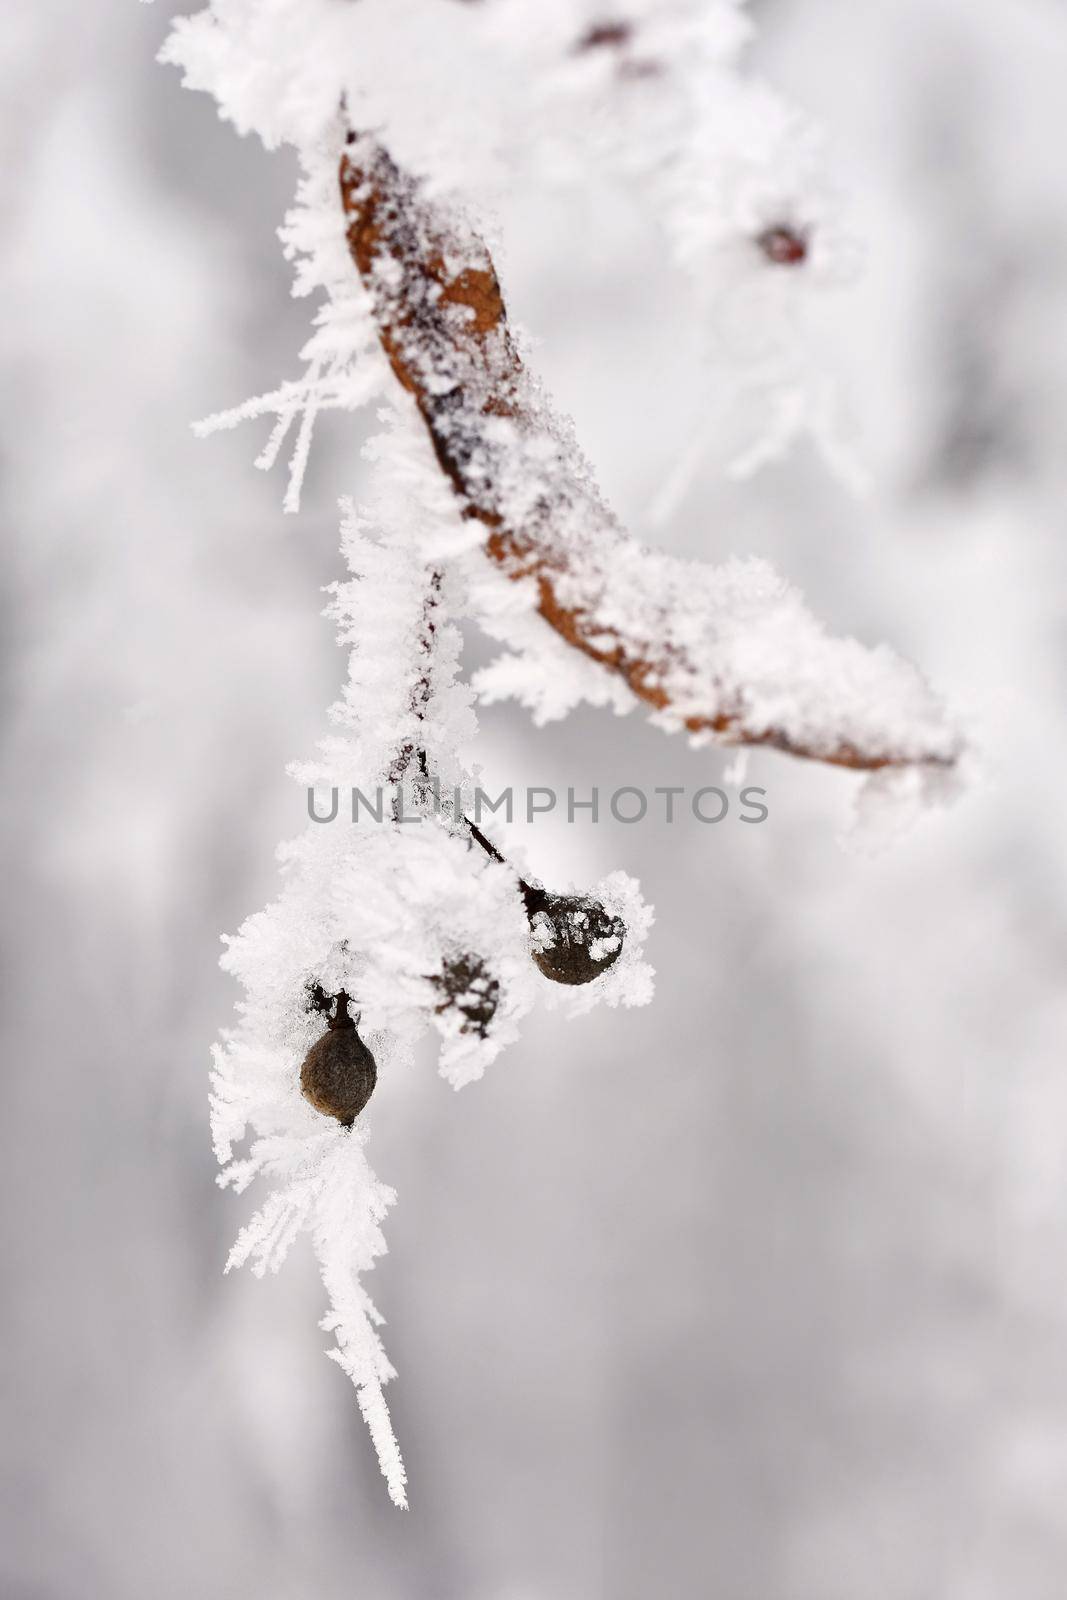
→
(339, 133, 963, 775)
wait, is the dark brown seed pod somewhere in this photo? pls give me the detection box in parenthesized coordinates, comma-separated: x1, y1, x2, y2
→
(300, 993, 377, 1127)
(524, 889, 625, 986)
(433, 954, 500, 1039)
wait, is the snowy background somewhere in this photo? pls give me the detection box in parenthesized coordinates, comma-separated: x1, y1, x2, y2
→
(6, 1, 1067, 1595)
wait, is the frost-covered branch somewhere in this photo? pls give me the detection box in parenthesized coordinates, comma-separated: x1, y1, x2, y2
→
(209, 440, 653, 1506)
(158, 0, 968, 1511)
(339, 134, 961, 773)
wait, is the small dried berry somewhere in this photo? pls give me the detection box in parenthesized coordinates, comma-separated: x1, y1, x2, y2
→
(579, 22, 632, 51)
(433, 954, 500, 1039)
(300, 993, 376, 1126)
(525, 889, 625, 986)
(757, 224, 808, 265)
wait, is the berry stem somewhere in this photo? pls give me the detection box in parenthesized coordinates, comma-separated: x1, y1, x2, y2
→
(331, 991, 355, 1031)
(463, 815, 547, 915)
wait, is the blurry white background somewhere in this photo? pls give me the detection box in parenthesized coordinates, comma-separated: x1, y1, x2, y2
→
(5, 2, 1067, 1596)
